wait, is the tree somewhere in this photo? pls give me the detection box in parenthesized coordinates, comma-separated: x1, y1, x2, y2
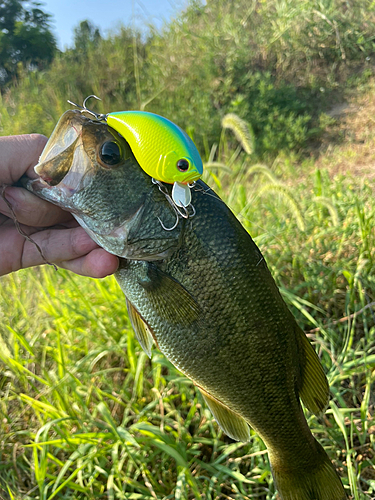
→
(73, 20, 101, 54)
(0, 0, 57, 86)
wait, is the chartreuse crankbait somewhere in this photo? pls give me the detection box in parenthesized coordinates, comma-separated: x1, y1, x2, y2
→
(107, 112, 203, 208)
(67, 96, 203, 208)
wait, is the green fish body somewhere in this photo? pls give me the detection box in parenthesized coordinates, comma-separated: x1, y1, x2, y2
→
(28, 110, 346, 500)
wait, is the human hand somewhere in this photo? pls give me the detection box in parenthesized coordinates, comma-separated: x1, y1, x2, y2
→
(0, 134, 119, 277)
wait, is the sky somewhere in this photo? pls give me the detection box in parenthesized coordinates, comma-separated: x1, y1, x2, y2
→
(41, 0, 190, 49)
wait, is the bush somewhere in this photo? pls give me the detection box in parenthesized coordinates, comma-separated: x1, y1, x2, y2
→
(1, 0, 374, 157)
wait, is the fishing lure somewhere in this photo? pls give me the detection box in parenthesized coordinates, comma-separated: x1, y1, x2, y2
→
(68, 96, 203, 208)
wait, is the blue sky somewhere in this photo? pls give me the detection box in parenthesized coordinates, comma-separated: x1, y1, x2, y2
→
(41, 0, 190, 49)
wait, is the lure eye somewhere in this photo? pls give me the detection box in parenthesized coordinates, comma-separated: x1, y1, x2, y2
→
(177, 159, 190, 172)
(99, 141, 122, 165)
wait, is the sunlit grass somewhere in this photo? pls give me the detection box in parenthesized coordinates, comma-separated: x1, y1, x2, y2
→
(1, 0, 375, 495)
(0, 267, 273, 499)
(1, 151, 375, 498)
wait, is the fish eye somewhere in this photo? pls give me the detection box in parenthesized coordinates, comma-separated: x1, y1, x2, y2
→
(177, 159, 190, 172)
(99, 141, 122, 165)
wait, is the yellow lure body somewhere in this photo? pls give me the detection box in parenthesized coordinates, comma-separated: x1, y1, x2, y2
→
(107, 111, 203, 186)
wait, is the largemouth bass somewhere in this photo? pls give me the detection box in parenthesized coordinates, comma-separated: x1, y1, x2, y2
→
(27, 109, 346, 500)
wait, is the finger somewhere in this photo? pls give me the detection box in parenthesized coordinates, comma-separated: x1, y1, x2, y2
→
(0, 213, 8, 225)
(58, 249, 120, 278)
(0, 134, 47, 184)
(0, 224, 105, 276)
(0, 186, 72, 226)
(22, 226, 101, 269)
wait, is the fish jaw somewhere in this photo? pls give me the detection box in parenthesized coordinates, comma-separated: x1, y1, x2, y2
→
(28, 177, 74, 210)
(72, 205, 153, 260)
(31, 110, 101, 209)
(28, 175, 147, 258)
(30, 174, 179, 260)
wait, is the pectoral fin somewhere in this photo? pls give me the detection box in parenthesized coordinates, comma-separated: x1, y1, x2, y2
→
(126, 298, 155, 358)
(199, 388, 250, 442)
(297, 326, 329, 415)
(137, 262, 201, 326)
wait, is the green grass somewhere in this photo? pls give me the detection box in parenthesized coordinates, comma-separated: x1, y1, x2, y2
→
(1, 147, 375, 498)
(1, 0, 375, 158)
(1, 0, 375, 492)
(0, 268, 271, 499)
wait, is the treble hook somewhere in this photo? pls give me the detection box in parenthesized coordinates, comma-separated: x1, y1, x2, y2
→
(67, 95, 108, 121)
(157, 209, 180, 231)
(152, 179, 195, 231)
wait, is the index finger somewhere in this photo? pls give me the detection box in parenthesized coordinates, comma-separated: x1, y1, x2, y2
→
(0, 134, 47, 185)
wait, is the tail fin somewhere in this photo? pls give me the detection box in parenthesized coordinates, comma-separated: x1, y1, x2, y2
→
(271, 441, 347, 500)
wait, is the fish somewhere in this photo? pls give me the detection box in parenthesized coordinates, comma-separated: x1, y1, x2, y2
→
(27, 109, 346, 500)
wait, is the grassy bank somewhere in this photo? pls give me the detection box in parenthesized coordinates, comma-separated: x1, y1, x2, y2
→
(1, 0, 375, 497)
(1, 87, 375, 497)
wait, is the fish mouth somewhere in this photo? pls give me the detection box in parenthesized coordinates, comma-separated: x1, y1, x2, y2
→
(30, 110, 101, 205)
(35, 111, 84, 186)
(35, 136, 80, 187)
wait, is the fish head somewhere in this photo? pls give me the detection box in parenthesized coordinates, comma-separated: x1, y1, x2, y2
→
(28, 110, 183, 260)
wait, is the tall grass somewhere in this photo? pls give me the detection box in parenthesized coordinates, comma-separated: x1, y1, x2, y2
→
(1, 0, 374, 157)
(1, 123, 375, 497)
(1, 0, 375, 497)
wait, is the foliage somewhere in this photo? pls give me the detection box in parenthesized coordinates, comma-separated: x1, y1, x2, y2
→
(1, 142, 375, 498)
(0, 0, 57, 86)
(139, 0, 375, 155)
(73, 20, 101, 55)
(1, 1, 375, 497)
(1, 0, 375, 156)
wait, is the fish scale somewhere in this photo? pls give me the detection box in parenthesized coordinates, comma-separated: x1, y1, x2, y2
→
(28, 110, 347, 500)
(116, 199, 313, 453)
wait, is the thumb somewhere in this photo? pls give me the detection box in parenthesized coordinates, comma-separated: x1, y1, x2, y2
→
(0, 134, 47, 185)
